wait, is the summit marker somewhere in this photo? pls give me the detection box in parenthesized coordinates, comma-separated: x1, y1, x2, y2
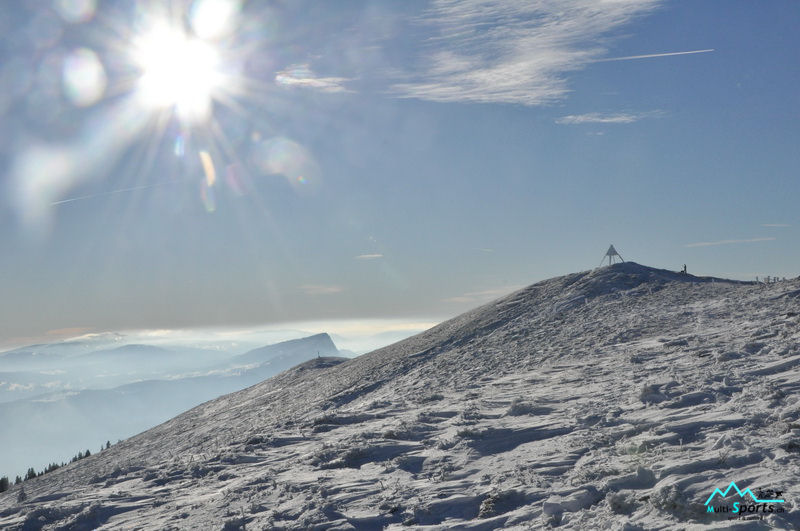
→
(600, 244, 625, 267)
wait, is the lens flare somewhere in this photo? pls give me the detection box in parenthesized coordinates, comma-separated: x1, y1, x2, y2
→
(62, 48, 106, 107)
(11, 94, 150, 233)
(225, 163, 246, 195)
(190, 0, 242, 40)
(199, 150, 216, 187)
(9, 1, 254, 232)
(201, 180, 216, 212)
(251, 137, 320, 190)
(174, 135, 185, 157)
(53, 0, 97, 24)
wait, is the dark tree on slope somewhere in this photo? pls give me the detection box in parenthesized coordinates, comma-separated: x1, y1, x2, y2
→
(0, 476, 9, 493)
(24, 468, 36, 481)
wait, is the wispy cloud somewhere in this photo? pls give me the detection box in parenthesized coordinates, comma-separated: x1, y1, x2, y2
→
(685, 237, 776, 248)
(275, 64, 351, 93)
(298, 284, 345, 295)
(355, 254, 384, 260)
(594, 48, 714, 62)
(391, 0, 661, 105)
(443, 286, 523, 304)
(761, 223, 791, 228)
(556, 111, 662, 125)
(0, 382, 34, 392)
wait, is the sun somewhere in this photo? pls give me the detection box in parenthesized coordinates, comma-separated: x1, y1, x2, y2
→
(132, 25, 223, 122)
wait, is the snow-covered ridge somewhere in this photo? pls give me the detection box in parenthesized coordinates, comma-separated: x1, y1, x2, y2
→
(1, 263, 799, 529)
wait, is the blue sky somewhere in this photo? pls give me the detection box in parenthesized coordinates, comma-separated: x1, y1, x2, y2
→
(1, 0, 798, 347)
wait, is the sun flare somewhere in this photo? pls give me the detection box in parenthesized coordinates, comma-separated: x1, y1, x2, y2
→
(133, 26, 223, 121)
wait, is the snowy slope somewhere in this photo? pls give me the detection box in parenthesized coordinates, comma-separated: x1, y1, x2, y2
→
(1, 262, 799, 530)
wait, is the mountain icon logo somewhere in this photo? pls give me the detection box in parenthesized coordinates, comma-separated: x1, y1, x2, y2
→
(704, 482, 785, 506)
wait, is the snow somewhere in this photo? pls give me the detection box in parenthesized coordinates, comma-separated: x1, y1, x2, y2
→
(1, 262, 799, 529)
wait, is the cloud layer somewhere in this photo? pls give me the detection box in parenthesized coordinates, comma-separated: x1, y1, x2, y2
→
(556, 111, 662, 124)
(685, 237, 776, 248)
(276, 64, 351, 93)
(392, 0, 661, 105)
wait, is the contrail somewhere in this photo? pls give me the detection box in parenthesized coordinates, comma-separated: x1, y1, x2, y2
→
(594, 49, 714, 63)
(51, 182, 173, 206)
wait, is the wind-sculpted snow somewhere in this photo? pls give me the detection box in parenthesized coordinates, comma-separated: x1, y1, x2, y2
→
(1, 263, 799, 529)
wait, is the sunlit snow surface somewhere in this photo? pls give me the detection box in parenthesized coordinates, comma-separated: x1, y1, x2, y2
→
(1, 263, 799, 529)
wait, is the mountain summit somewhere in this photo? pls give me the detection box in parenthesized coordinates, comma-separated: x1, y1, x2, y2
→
(228, 332, 338, 367)
(1, 264, 798, 529)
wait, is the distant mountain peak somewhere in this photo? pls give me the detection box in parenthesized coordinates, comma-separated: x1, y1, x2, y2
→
(228, 332, 339, 367)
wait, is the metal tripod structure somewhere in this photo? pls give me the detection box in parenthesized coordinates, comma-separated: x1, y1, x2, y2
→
(599, 244, 625, 267)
